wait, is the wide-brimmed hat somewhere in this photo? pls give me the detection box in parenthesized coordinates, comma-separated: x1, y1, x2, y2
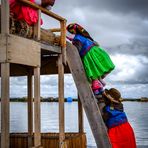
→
(104, 88, 123, 103)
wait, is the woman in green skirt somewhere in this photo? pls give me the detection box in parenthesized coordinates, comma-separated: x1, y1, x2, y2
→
(66, 23, 115, 95)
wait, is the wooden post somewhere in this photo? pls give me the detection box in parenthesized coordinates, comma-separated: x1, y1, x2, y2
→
(58, 54, 65, 148)
(34, 67, 41, 147)
(1, 0, 9, 34)
(66, 42, 111, 148)
(60, 20, 67, 64)
(27, 70, 33, 147)
(1, 1, 10, 148)
(78, 95, 84, 133)
(34, 10, 41, 40)
(33, 8, 41, 148)
(1, 63, 10, 148)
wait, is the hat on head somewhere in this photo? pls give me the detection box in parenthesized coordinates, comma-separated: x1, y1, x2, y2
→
(104, 88, 123, 103)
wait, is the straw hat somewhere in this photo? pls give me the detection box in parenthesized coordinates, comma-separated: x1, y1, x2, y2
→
(103, 88, 123, 103)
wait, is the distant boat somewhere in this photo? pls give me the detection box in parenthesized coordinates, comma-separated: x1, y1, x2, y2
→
(67, 97, 73, 102)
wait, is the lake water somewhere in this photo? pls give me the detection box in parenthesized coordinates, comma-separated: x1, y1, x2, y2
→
(0, 101, 148, 147)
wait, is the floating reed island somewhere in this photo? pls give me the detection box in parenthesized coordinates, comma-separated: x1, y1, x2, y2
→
(1, 97, 148, 102)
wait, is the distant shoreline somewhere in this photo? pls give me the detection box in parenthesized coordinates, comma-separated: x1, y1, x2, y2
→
(0, 97, 148, 102)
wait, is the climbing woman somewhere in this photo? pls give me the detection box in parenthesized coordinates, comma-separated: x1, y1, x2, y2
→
(102, 88, 136, 148)
(66, 23, 115, 95)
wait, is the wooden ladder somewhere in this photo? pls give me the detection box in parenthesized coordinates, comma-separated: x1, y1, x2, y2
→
(66, 42, 111, 148)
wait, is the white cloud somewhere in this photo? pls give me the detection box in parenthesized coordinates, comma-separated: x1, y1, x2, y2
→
(72, 8, 86, 23)
(108, 54, 148, 83)
(105, 83, 148, 98)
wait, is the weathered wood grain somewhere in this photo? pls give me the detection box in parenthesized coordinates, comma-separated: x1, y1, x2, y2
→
(66, 42, 111, 148)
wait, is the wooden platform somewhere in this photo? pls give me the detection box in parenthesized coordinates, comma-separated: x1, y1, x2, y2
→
(9, 133, 86, 148)
(0, 33, 70, 76)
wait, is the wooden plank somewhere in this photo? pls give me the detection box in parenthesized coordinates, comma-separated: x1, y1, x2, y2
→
(20, 0, 66, 21)
(41, 43, 61, 53)
(1, 0, 9, 34)
(78, 95, 84, 133)
(50, 28, 61, 32)
(0, 34, 7, 62)
(7, 34, 40, 67)
(66, 42, 111, 148)
(0, 59, 70, 76)
(60, 21, 67, 64)
(27, 70, 33, 147)
(1, 63, 10, 148)
(58, 54, 65, 148)
(34, 67, 41, 147)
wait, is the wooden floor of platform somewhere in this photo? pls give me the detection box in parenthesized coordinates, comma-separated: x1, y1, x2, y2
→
(8, 132, 86, 148)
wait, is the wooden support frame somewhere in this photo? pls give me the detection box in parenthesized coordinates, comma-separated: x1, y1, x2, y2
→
(34, 67, 41, 147)
(1, 63, 10, 148)
(27, 70, 33, 147)
(58, 54, 65, 148)
(78, 95, 84, 133)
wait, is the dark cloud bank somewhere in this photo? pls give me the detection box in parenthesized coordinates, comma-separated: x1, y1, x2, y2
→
(1, 0, 147, 97)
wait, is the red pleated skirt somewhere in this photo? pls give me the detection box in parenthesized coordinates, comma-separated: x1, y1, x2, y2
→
(108, 122, 136, 148)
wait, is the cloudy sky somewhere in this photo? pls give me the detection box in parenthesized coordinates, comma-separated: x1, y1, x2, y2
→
(1, 0, 148, 98)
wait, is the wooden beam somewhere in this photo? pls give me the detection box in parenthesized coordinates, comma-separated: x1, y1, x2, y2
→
(19, 0, 66, 21)
(27, 70, 33, 147)
(1, 63, 10, 148)
(60, 20, 67, 64)
(41, 43, 61, 53)
(50, 28, 61, 32)
(1, 0, 9, 34)
(34, 67, 41, 147)
(66, 42, 111, 148)
(58, 54, 65, 148)
(78, 95, 84, 133)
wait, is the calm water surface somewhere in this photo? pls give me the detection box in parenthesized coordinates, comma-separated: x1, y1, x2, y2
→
(0, 102, 148, 147)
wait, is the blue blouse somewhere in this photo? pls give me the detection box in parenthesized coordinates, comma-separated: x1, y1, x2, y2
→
(104, 105, 128, 128)
(73, 34, 95, 57)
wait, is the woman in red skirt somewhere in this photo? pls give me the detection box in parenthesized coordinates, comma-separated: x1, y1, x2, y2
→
(9, 0, 55, 25)
(102, 88, 136, 148)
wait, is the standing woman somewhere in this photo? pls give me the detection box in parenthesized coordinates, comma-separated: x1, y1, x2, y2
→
(66, 23, 115, 95)
(7, 0, 58, 42)
(9, 0, 55, 25)
(102, 88, 136, 148)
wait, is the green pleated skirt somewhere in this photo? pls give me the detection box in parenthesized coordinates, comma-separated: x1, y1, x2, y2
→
(82, 46, 115, 82)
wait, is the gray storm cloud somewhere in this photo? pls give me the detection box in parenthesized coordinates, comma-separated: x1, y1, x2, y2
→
(1, 0, 147, 97)
(54, 0, 148, 18)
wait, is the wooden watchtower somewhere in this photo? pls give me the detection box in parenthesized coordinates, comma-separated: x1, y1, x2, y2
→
(0, 0, 111, 148)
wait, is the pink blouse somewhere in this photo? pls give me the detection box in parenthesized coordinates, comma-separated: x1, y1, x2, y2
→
(9, 0, 41, 25)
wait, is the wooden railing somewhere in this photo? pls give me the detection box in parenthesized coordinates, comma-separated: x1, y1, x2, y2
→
(19, 0, 67, 64)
